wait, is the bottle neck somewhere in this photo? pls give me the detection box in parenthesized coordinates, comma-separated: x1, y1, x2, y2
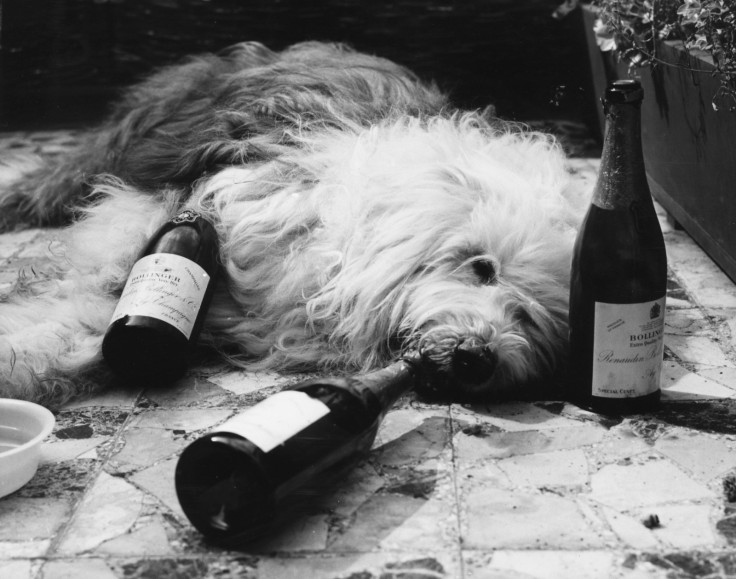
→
(593, 100, 650, 210)
(346, 357, 418, 413)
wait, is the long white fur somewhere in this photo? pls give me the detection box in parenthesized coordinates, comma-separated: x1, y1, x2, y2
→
(196, 114, 583, 375)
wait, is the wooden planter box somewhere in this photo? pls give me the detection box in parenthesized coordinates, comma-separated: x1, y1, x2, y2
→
(581, 5, 736, 283)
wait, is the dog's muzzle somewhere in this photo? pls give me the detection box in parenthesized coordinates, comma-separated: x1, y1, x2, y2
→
(411, 334, 499, 394)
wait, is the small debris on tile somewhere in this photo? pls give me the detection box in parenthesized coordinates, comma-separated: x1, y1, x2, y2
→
(642, 513, 661, 529)
(56, 424, 94, 439)
(461, 424, 486, 437)
(723, 473, 736, 502)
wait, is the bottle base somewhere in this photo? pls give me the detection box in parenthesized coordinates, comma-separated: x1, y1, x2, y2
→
(175, 435, 275, 544)
(575, 390, 661, 416)
(102, 318, 188, 384)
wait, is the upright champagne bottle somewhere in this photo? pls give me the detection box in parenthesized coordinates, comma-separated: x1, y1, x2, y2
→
(174, 358, 418, 544)
(102, 208, 220, 383)
(569, 80, 667, 415)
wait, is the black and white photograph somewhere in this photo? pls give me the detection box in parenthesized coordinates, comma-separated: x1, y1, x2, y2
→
(1, 1, 736, 577)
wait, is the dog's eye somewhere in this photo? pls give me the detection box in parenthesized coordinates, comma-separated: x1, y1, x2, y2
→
(471, 259, 497, 285)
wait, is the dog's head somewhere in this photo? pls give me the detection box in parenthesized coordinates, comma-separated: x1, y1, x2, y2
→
(202, 113, 585, 397)
(400, 250, 572, 397)
(297, 114, 583, 396)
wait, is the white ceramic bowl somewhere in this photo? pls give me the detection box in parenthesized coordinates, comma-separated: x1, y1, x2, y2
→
(0, 399, 55, 498)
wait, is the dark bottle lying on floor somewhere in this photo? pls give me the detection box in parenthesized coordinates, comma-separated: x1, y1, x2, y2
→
(102, 209, 220, 383)
(174, 357, 418, 545)
(568, 80, 667, 415)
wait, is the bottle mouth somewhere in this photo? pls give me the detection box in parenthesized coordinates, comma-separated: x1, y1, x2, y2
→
(605, 80, 644, 104)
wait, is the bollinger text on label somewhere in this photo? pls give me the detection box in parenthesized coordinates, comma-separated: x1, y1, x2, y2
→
(109, 253, 210, 339)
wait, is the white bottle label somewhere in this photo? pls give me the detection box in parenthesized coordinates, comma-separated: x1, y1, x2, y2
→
(592, 297, 666, 398)
(110, 253, 210, 339)
(217, 390, 330, 453)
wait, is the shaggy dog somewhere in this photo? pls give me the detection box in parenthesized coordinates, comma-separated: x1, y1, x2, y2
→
(0, 41, 584, 406)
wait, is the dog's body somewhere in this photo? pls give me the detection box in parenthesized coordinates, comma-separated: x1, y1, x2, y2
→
(0, 42, 584, 406)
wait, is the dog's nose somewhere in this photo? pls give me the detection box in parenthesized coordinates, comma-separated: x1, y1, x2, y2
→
(452, 339, 497, 385)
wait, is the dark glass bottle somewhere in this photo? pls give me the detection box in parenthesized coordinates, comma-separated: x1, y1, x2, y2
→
(174, 358, 418, 545)
(568, 80, 667, 415)
(102, 209, 219, 383)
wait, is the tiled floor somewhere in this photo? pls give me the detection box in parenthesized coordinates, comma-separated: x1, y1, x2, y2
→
(2, 130, 736, 579)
